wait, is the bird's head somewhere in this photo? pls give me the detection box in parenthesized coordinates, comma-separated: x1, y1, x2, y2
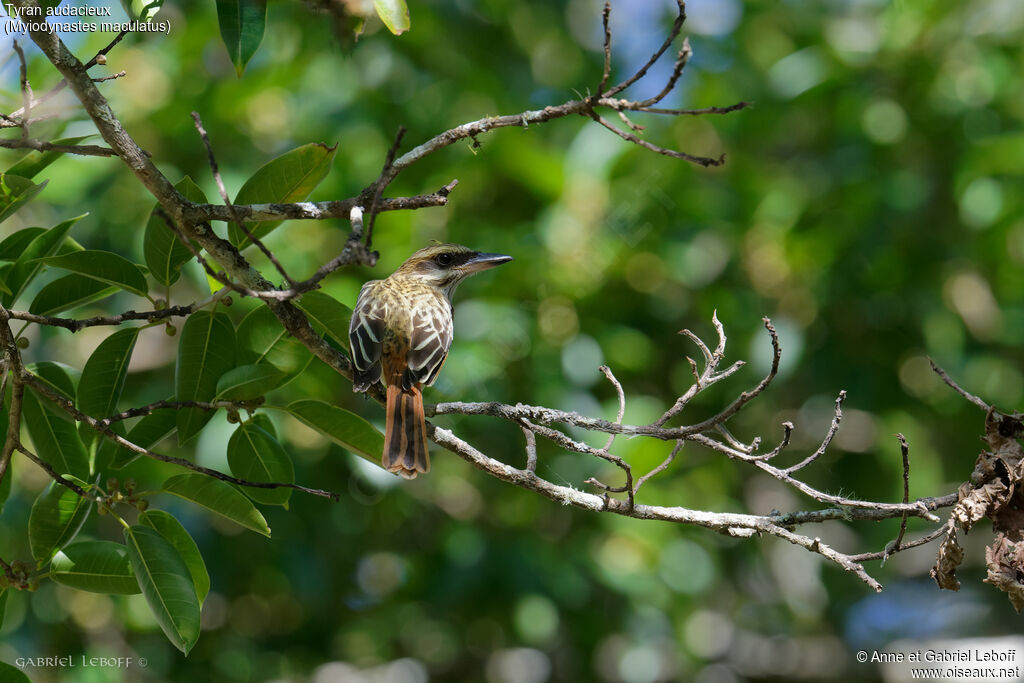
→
(395, 243, 512, 298)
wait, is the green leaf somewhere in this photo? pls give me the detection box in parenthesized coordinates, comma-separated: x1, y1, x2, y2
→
(216, 0, 268, 77)
(22, 391, 90, 479)
(374, 0, 410, 35)
(287, 399, 384, 463)
(3, 214, 84, 306)
(110, 407, 177, 469)
(296, 290, 353, 352)
(29, 274, 119, 316)
(139, 509, 210, 605)
(51, 541, 141, 594)
(28, 476, 92, 564)
(237, 305, 313, 384)
(144, 177, 208, 287)
(0, 588, 8, 631)
(123, 525, 200, 655)
(229, 143, 337, 248)
(25, 361, 78, 404)
(160, 474, 270, 537)
(34, 250, 149, 298)
(250, 412, 277, 438)
(0, 173, 48, 224)
(0, 227, 44, 261)
(5, 136, 91, 180)
(215, 364, 286, 401)
(227, 423, 294, 506)
(0, 659, 31, 683)
(176, 311, 236, 444)
(77, 328, 139, 451)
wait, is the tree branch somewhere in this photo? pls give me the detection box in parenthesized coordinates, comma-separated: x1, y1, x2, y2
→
(21, 372, 339, 501)
(0, 138, 118, 156)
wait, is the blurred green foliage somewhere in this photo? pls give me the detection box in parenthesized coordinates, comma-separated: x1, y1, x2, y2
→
(1, 0, 1023, 680)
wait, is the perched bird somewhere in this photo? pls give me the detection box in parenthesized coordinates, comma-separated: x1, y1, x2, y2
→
(348, 244, 512, 478)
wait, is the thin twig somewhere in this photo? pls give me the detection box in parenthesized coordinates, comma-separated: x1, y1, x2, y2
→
(14, 445, 93, 499)
(757, 421, 794, 461)
(929, 358, 992, 411)
(182, 184, 458, 224)
(6, 303, 200, 332)
(849, 525, 946, 563)
(603, 0, 686, 99)
(670, 317, 781, 433)
(0, 305, 27, 490)
(12, 40, 32, 141)
(599, 365, 625, 452)
(5, 29, 132, 121)
(591, 112, 725, 167)
(634, 102, 752, 116)
(97, 398, 262, 427)
(191, 111, 295, 286)
(597, 0, 612, 95)
(637, 37, 692, 108)
(364, 125, 407, 248)
(782, 391, 846, 474)
(92, 70, 127, 83)
(521, 424, 538, 474)
(633, 440, 683, 495)
(0, 138, 118, 156)
(885, 433, 912, 562)
(22, 372, 339, 501)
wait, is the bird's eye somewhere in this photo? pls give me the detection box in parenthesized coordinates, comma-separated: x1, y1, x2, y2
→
(435, 253, 454, 267)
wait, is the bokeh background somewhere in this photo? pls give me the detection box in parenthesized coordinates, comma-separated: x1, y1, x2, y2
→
(2, 0, 1024, 680)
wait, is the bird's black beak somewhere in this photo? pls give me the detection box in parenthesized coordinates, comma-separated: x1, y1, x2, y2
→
(463, 252, 513, 273)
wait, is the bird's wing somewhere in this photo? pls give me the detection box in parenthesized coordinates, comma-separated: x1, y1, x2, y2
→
(405, 298, 453, 388)
(348, 280, 385, 391)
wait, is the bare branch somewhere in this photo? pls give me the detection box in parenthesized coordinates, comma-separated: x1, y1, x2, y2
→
(4, 29, 132, 123)
(364, 125, 407, 248)
(22, 372, 339, 501)
(97, 398, 262, 427)
(92, 70, 127, 83)
(428, 423, 888, 590)
(849, 525, 947, 563)
(0, 138, 118, 157)
(887, 432, 912, 561)
(637, 37, 692, 108)
(597, 0, 612, 95)
(633, 440, 682, 495)
(758, 421, 794, 461)
(14, 444, 93, 499)
(6, 301, 204, 332)
(929, 358, 992, 411)
(182, 184, 458, 224)
(192, 111, 295, 287)
(521, 424, 538, 474)
(591, 111, 725, 167)
(12, 39, 32, 141)
(599, 365, 625, 452)
(682, 317, 781, 433)
(603, 0, 686, 98)
(655, 312, 741, 427)
(595, 98, 753, 118)
(0, 305, 27, 490)
(782, 391, 845, 474)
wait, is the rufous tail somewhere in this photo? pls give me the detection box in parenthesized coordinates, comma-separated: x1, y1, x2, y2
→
(382, 384, 430, 479)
